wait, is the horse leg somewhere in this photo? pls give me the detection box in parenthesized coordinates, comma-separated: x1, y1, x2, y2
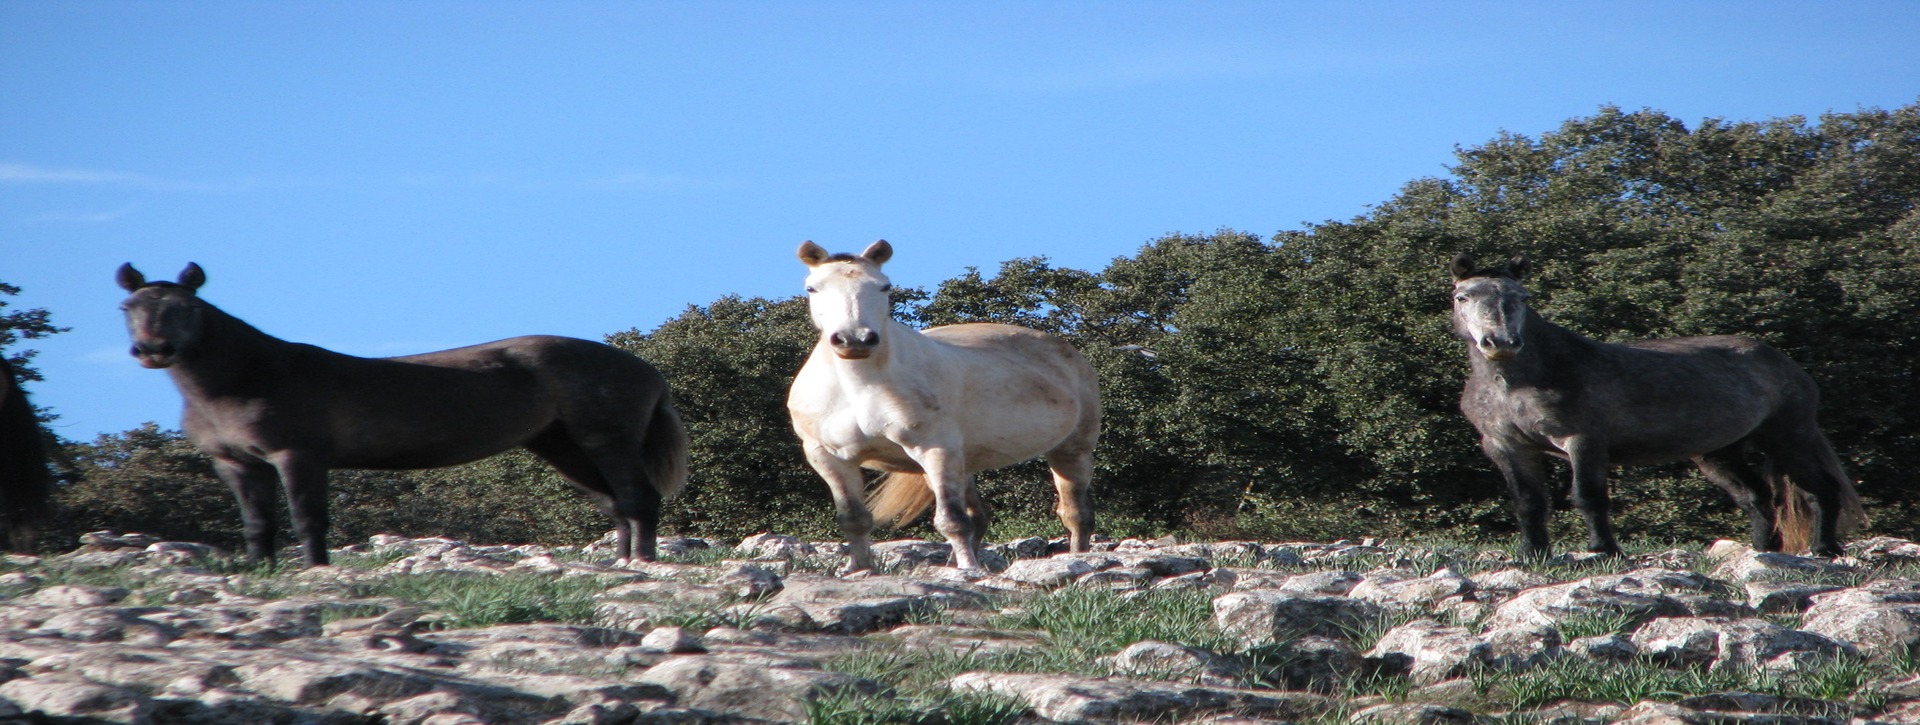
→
(524, 433, 638, 562)
(1483, 440, 1553, 559)
(213, 457, 281, 564)
(583, 451, 662, 564)
(1047, 449, 1096, 553)
(268, 453, 332, 567)
(906, 447, 982, 571)
(963, 476, 991, 556)
(803, 443, 877, 573)
(1693, 445, 1780, 551)
(1563, 438, 1621, 556)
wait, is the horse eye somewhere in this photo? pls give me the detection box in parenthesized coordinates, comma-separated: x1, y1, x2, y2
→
(880, 284, 892, 292)
(1454, 295, 1468, 303)
(805, 286, 817, 294)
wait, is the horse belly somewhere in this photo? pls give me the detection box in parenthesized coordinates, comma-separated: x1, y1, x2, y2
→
(328, 386, 553, 470)
(954, 384, 1082, 471)
(1604, 392, 1771, 466)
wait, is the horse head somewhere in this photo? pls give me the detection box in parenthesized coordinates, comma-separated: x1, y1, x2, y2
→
(1448, 253, 1532, 362)
(116, 263, 210, 369)
(797, 240, 894, 360)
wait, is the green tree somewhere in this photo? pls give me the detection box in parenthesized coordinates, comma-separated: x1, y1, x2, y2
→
(0, 280, 65, 382)
(53, 424, 237, 548)
(607, 295, 837, 540)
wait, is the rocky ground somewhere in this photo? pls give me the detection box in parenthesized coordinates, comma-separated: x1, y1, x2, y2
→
(4, 531, 1920, 724)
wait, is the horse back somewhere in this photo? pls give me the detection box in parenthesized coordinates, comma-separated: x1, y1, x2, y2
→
(920, 323, 1101, 464)
(191, 335, 660, 470)
(922, 324, 1099, 405)
(1468, 331, 1817, 465)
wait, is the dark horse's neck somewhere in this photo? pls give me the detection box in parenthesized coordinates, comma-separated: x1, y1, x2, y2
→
(167, 303, 300, 399)
(1466, 307, 1597, 388)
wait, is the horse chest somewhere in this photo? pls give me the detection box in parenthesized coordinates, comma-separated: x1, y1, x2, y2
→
(181, 401, 281, 458)
(1472, 384, 1580, 442)
(815, 404, 927, 451)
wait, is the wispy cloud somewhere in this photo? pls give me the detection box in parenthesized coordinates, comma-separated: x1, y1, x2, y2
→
(0, 162, 157, 185)
(0, 161, 239, 192)
(28, 205, 138, 223)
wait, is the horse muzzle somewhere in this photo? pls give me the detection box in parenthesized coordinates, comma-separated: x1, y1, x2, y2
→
(130, 341, 177, 369)
(828, 330, 880, 360)
(1477, 341, 1522, 361)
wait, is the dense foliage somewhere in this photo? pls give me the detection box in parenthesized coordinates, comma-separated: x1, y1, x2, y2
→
(0, 280, 65, 382)
(29, 102, 1920, 551)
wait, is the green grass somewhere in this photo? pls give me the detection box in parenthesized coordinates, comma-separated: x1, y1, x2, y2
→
(988, 586, 1232, 654)
(1554, 610, 1641, 640)
(805, 687, 1026, 725)
(354, 572, 611, 628)
(1470, 655, 1878, 713)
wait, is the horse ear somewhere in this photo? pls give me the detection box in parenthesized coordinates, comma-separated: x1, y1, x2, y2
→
(861, 240, 893, 265)
(1449, 254, 1476, 281)
(178, 263, 207, 291)
(116, 263, 147, 292)
(797, 241, 830, 267)
(1505, 255, 1531, 280)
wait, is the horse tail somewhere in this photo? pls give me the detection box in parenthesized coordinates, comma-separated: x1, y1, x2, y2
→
(867, 472, 934, 530)
(0, 361, 53, 552)
(640, 393, 689, 501)
(1773, 431, 1868, 554)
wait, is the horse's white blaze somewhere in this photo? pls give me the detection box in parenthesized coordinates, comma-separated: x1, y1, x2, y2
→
(788, 243, 1099, 573)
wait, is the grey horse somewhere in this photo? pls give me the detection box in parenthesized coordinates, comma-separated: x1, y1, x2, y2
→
(1450, 253, 1865, 558)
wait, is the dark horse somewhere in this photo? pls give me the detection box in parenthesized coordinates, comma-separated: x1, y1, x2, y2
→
(0, 357, 54, 552)
(1450, 254, 1865, 558)
(117, 263, 688, 567)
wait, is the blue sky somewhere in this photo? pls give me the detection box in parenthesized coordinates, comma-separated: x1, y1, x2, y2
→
(5, 1, 1918, 440)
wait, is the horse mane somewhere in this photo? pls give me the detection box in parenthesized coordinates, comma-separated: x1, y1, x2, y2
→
(0, 358, 53, 552)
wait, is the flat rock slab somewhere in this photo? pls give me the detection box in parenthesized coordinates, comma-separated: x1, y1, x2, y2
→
(1212, 590, 1385, 646)
(635, 655, 879, 721)
(950, 671, 1331, 723)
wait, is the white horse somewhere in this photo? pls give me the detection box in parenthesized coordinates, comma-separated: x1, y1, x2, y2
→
(786, 240, 1102, 573)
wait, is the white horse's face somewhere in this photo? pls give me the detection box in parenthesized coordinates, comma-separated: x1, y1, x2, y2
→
(798, 240, 895, 360)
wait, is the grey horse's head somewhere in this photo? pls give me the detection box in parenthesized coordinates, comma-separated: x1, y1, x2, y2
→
(116, 263, 209, 369)
(1448, 253, 1532, 362)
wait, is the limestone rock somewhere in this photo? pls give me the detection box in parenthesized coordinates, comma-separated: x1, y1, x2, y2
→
(1630, 616, 1855, 671)
(1212, 590, 1385, 646)
(950, 671, 1331, 723)
(635, 656, 878, 721)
